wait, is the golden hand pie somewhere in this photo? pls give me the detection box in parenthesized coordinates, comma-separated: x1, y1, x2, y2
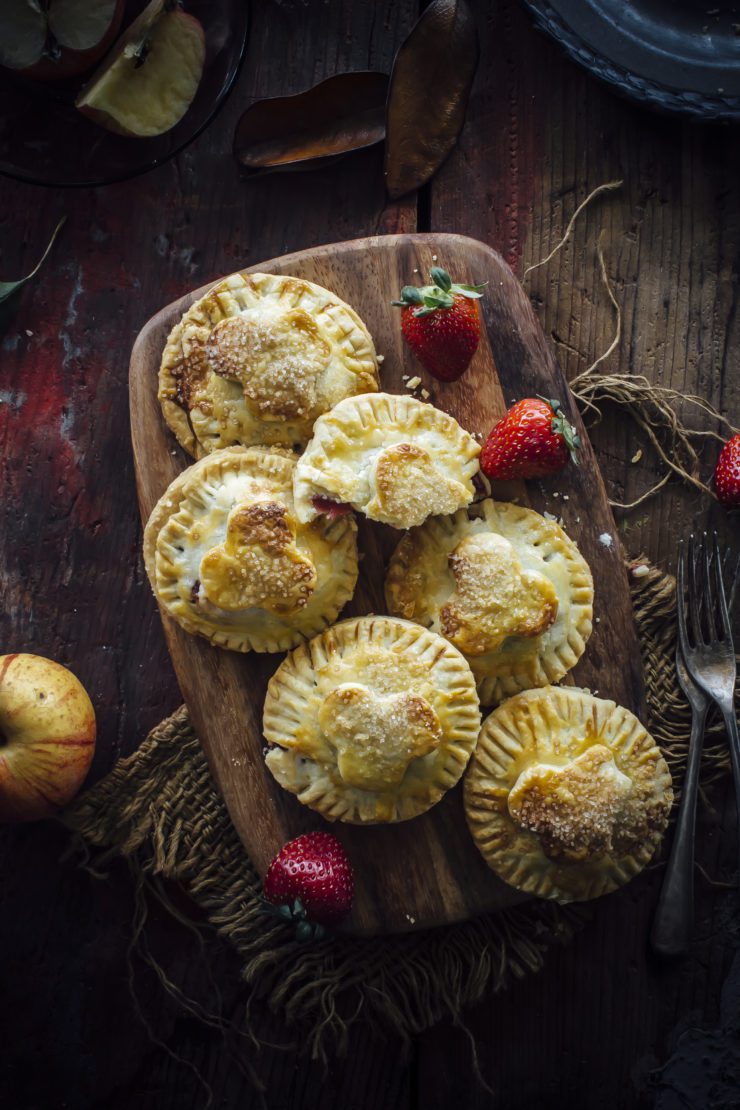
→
(293, 392, 480, 530)
(385, 500, 593, 704)
(143, 446, 358, 653)
(263, 616, 481, 823)
(159, 272, 380, 458)
(464, 686, 673, 902)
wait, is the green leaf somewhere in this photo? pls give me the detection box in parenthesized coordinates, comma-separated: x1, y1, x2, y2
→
(455, 281, 488, 293)
(0, 217, 66, 306)
(295, 920, 314, 943)
(401, 285, 424, 305)
(429, 266, 451, 291)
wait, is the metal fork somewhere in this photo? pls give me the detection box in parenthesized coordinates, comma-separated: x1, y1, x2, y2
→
(650, 534, 740, 958)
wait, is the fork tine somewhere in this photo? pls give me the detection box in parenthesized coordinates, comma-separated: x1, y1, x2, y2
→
(714, 532, 734, 644)
(703, 531, 718, 641)
(676, 539, 691, 655)
(687, 533, 702, 647)
(730, 552, 740, 617)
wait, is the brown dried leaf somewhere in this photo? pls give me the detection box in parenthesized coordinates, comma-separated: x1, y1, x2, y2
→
(385, 0, 479, 200)
(234, 72, 389, 177)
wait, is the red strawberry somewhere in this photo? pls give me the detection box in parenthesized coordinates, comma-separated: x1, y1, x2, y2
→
(392, 266, 486, 381)
(263, 831, 354, 939)
(480, 397, 581, 480)
(715, 434, 740, 508)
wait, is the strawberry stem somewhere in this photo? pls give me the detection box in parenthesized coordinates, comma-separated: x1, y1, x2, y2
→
(392, 268, 487, 316)
(537, 396, 582, 465)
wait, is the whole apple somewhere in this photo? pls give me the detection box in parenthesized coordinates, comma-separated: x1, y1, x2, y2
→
(0, 653, 96, 822)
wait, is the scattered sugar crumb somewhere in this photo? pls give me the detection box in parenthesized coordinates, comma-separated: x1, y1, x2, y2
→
(630, 447, 642, 465)
(405, 914, 416, 924)
(377, 354, 385, 363)
(562, 494, 569, 501)
(432, 254, 438, 261)
(25, 329, 33, 337)
(595, 617, 601, 624)
(552, 491, 560, 498)
(406, 376, 421, 389)
(632, 564, 650, 578)
(598, 532, 613, 548)
(575, 516, 581, 523)
(420, 388, 430, 400)
(544, 511, 558, 521)
(402, 374, 409, 381)
(413, 268, 419, 274)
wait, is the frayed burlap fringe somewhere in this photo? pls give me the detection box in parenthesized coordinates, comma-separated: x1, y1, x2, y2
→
(61, 561, 729, 1057)
(62, 701, 584, 1058)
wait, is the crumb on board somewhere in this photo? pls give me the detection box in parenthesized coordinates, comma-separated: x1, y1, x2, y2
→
(406, 376, 422, 390)
(631, 564, 650, 578)
(421, 388, 430, 400)
(598, 532, 613, 548)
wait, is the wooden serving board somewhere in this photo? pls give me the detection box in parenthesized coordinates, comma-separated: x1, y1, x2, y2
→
(130, 233, 645, 936)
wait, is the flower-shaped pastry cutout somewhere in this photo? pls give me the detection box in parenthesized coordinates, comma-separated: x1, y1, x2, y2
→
(205, 308, 330, 422)
(440, 533, 558, 656)
(367, 442, 471, 529)
(507, 745, 634, 862)
(318, 684, 443, 791)
(200, 499, 317, 616)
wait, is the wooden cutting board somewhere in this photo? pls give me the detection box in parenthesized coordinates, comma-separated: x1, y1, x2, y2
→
(130, 233, 645, 936)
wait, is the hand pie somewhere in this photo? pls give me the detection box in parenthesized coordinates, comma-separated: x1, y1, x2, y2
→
(159, 272, 380, 458)
(385, 500, 593, 704)
(464, 686, 673, 902)
(143, 447, 358, 653)
(263, 616, 481, 823)
(293, 392, 480, 530)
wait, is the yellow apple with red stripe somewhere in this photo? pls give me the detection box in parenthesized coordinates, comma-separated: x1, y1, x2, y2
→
(0, 654, 96, 822)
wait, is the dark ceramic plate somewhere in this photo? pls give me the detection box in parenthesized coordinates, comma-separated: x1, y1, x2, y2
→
(0, 0, 249, 188)
(523, 0, 740, 121)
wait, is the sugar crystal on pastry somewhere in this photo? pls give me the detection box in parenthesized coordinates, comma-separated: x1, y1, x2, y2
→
(263, 616, 481, 823)
(293, 392, 480, 531)
(464, 686, 673, 902)
(385, 500, 593, 704)
(143, 446, 358, 653)
(159, 272, 380, 458)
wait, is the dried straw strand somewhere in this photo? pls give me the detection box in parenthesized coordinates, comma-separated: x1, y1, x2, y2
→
(522, 180, 623, 280)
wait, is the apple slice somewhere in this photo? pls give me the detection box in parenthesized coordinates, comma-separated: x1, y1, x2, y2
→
(0, 0, 124, 81)
(76, 0, 206, 138)
(0, 0, 48, 72)
(48, 0, 124, 53)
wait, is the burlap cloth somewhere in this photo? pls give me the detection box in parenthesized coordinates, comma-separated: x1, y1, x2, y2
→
(62, 561, 731, 1057)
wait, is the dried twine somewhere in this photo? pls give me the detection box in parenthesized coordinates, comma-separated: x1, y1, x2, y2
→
(523, 182, 738, 511)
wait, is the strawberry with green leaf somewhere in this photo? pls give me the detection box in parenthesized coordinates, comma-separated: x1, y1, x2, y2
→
(392, 266, 486, 382)
(262, 831, 354, 941)
(481, 396, 581, 480)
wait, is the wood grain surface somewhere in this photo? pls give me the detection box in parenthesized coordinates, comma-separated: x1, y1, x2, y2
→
(130, 231, 643, 935)
(1, 0, 739, 1104)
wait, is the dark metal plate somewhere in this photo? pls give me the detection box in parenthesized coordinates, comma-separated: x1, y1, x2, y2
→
(523, 0, 740, 121)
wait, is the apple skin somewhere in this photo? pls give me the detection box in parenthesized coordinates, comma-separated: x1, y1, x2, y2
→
(0, 653, 96, 823)
(9, 0, 125, 83)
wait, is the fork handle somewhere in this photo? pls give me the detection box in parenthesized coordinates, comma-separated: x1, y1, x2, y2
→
(719, 703, 740, 893)
(650, 702, 708, 959)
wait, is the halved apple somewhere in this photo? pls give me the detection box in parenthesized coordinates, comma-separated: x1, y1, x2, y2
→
(0, 0, 124, 82)
(76, 0, 206, 138)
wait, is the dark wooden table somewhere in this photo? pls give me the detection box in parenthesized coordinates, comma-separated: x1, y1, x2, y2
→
(2, 2, 739, 1107)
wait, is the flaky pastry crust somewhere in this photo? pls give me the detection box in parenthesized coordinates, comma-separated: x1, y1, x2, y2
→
(263, 616, 481, 823)
(293, 392, 480, 530)
(464, 686, 673, 902)
(158, 272, 379, 457)
(143, 446, 358, 653)
(385, 500, 593, 704)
